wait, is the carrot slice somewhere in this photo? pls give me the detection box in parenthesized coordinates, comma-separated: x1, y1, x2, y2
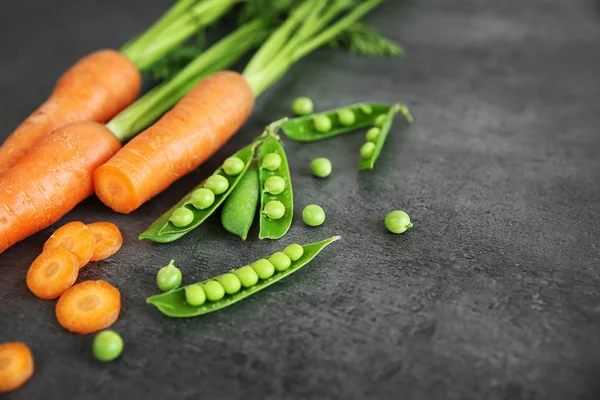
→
(87, 222, 123, 262)
(26, 248, 79, 300)
(55, 280, 121, 334)
(0, 342, 34, 393)
(43, 221, 95, 269)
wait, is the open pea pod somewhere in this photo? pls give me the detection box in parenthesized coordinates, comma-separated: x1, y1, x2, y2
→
(358, 104, 413, 170)
(139, 140, 262, 243)
(281, 103, 391, 142)
(258, 132, 293, 240)
(146, 236, 340, 318)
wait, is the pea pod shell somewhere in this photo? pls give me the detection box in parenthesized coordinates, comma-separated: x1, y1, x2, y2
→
(281, 103, 391, 142)
(146, 236, 341, 318)
(139, 141, 261, 243)
(358, 104, 413, 171)
(221, 165, 260, 240)
(258, 134, 293, 240)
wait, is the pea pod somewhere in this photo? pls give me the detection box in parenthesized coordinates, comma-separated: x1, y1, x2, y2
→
(221, 165, 260, 240)
(258, 133, 293, 240)
(139, 140, 261, 243)
(146, 236, 341, 318)
(281, 103, 391, 142)
(358, 104, 413, 170)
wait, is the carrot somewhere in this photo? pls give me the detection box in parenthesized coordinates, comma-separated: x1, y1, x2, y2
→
(0, 50, 140, 174)
(0, 122, 121, 255)
(88, 222, 123, 262)
(26, 247, 79, 300)
(0, 342, 34, 393)
(43, 221, 95, 269)
(55, 280, 121, 334)
(94, 71, 254, 214)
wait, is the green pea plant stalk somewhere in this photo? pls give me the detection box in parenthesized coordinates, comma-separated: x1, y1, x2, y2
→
(139, 0, 404, 243)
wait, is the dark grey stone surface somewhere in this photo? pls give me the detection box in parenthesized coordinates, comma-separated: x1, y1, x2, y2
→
(1, 0, 600, 399)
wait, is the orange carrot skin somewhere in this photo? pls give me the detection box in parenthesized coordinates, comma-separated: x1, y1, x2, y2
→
(0, 50, 140, 174)
(0, 122, 121, 255)
(0, 342, 34, 393)
(94, 71, 254, 214)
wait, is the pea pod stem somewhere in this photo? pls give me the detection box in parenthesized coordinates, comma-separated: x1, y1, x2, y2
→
(146, 236, 341, 318)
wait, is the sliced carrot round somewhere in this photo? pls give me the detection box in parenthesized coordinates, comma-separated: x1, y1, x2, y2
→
(0, 342, 34, 393)
(56, 280, 121, 334)
(26, 247, 79, 300)
(43, 221, 94, 269)
(87, 222, 123, 262)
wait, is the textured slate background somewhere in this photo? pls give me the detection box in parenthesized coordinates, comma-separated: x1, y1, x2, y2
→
(1, 0, 600, 399)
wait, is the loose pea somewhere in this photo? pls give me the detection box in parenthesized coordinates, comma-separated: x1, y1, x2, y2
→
(185, 284, 206, 306)
(222, 156, 245, 176)
(313, 115, 332, 133)
(283, 243, 304, 261)
(190, 188, 215, 210)
(217, 273, 242, 295)
(360, 142, 376, 160)
(311, 158, 332, 178)
(366, 127, 380, 142)
(170, 207, 194, 227)
(264, 200, 285, 220)
(385, 210, 413, 234)
(374, 114, 387, 128)
(262, 153, 282, 171)
(93, 330, 123, 362)
(302, 204, 325, 227)
(337, 109, 356, 126)
(264, 176, 286, 195)
(292, 97, 314, 116)
(235, 266, 259, 288)
(205, 174, 229, 195)
(360, 104, 373, 115)
(252, 259, 275, 279)
(156, 260, 182, 292)
(203, 280, 225, 302)
(269, 252, 291, 272)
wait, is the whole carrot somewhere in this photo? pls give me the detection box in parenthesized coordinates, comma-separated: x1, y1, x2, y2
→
(0, 51, 140, 173)
(0, 0, 238, 174)
(94, 71, 254, 213)
(0, 122, 120, 254)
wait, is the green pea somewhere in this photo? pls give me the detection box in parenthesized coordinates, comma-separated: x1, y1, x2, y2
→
(185, 284, 206, 306)
(374, 114, 387, 128)
(268, 252, 291, 272)
(262, 153, 282, 171)
(302, 204, 325, 227)
(385, 210, 413, 234)
(337, 109, 356, 126)
(92, 330, 123, 362)
(313, 115, 332, 133)
(222, 156, 245, 176)
(366, 127, 380, 142)
(156, 260, 182, 292)
(264, 200, 285, 220)
(252, 259, 275, 279)
(264, 176, 286, 195)
(190, 188, 215, 210)
(283, 243, 304, 261)
(360, 142, 376, 160)
(203, 280, 225, 302)
(235, 266, 259, 288)
(217, 273, 242, 295)
(310, 158, 332, 178)
(205, 174, 229, 195)
(292, 97, 314, 116)
(360, 104, 373, 115)
(170, 207, 194, 227)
